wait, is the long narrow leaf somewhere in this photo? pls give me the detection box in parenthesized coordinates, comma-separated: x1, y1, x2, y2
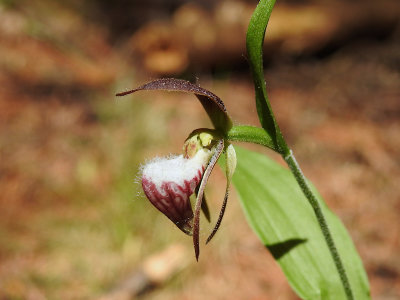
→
(231, 146, 370, 299)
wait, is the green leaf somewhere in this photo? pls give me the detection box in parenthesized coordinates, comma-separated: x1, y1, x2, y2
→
(246, 0, 288, 153)
(232, 146, 370, 299)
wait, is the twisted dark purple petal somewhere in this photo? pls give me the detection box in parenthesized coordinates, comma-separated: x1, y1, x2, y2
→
(193, 139, 224, 261)
(116, 78, 232, 133)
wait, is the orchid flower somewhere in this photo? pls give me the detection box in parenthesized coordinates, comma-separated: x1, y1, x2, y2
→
(116, 78, 237, 260)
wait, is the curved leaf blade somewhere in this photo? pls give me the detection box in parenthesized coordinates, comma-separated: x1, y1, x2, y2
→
(232, 146, 370, 299)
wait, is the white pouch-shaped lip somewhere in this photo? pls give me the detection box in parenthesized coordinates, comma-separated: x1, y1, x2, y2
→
(141, 149, 211, 234)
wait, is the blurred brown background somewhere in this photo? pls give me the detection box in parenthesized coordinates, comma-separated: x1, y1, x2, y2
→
(0, 0, 399, 299)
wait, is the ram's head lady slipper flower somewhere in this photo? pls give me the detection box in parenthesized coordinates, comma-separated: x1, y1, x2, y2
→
(116, 78, 237, 260)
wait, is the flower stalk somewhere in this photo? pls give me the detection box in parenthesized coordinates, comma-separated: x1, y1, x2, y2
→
(284, 151, 354, 300)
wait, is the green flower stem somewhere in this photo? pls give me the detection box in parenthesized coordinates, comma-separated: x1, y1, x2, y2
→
(228, 126, 354, 300)
(284, 150, 354, 300)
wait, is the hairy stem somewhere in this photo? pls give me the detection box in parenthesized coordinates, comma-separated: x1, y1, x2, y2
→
(284, 150, 354, 300)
